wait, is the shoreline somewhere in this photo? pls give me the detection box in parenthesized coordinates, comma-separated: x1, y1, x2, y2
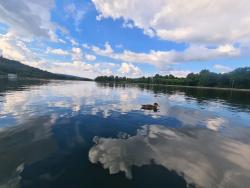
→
(96, 82, 250, 92)
(144, 84, 250, 92)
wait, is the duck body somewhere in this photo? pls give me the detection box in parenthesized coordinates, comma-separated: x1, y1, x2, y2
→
(141, 103, 159, 111)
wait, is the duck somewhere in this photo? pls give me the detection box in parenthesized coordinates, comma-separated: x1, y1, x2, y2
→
(141, 103, 159, 111)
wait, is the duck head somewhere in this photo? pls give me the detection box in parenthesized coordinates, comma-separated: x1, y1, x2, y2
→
(154, 103, 159, 107)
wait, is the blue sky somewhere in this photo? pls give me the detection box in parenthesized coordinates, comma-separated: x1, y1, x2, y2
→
(0, 0, 249, 78)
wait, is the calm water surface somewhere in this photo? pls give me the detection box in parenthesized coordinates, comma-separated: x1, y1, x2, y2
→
(0, 79, 250, 188)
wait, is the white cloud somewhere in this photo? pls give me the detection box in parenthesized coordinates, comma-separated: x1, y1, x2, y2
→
(213, 64, 233, 73)
(82, 43, 90, 49)
(122, 21, 134, 29)
(85, 54, 96, 61)
(0, 33, 40, 65)
(46, 47, 69, 56)
(0, 0, 247, 78)
(0, 33, 103, 78)
(0, 33, 137, 78)
(64, 3, 86, 29)
(0, 0, 57, 40)
(0, 31, 239, 78)
(48, 61, 96, 77)
(71, 47, 97, 62)
(42, 61, 141, 78)
(168, 70, 191, 78)
(217, 44, 238, 54)
(71, 47, 83, 61)
(92, 42, 113, 56)
(92, 0, 248, 77)
(46, 46, 96, 62)
(42, 61, 119, 78)
(90, 43, 240, 67)
(92, 0, 250, 45)
(69, 38, 79, 46)
(58, 38, 66, 44)
(118, 62, 142, 77)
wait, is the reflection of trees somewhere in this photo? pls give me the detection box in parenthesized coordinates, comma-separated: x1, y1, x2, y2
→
(120, 84, 250, 112)
(0, 114, 87, 187)
(96, 82, 250, 111)
(0, 116, 58, 186)
(0, 78, 49, 94)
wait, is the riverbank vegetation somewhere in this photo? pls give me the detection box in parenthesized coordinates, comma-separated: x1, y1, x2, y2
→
(95, 67, 250, 89)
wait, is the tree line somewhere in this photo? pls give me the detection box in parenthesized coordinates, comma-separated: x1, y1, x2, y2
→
(95, 67, 250, 89)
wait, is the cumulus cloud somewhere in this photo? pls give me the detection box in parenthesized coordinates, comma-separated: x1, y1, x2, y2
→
(74, 0, 249, 76)
(71, 47, 83, 61)
(0, 34, 105, 78)
(92, 42, 113, 56)
(85, 54, 96, 61)
(90, 43, 240, 67)
(92, 0, 250, 45)
(46, 47, 69, 56)
(0, 33, 140, 78)
(0, 0, 57, 40)
(0, 33, 41, 66)
(0, 0, 246, 78)
(46, 46, 96, 61)
(118, 62, 142, 77)
(70, 47, 97, 62)
(89, 125, 250, 187)
(48, 61, 97, 77)
(37, 60, 127, 78)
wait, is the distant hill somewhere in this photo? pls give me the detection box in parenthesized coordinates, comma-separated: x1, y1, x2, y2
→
(0, 57, 92, 81)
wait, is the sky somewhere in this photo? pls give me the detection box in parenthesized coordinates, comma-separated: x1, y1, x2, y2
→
(0, 0, 249, 78)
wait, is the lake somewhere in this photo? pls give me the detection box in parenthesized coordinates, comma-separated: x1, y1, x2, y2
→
(0, 79, 250, 188)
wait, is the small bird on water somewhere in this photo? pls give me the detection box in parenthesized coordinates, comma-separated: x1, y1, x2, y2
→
(141, 103, 159, 112)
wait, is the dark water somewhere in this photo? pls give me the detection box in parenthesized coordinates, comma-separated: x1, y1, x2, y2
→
(0, 79, 250, 188)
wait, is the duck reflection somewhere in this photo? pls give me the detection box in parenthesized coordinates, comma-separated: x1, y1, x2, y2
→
(89, 125, 250, 188)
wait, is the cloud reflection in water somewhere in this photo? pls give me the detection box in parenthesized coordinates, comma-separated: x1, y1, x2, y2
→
(0, 81, 245, 133)
(0, 81, 250, 188)
(89, 125, 250, 188)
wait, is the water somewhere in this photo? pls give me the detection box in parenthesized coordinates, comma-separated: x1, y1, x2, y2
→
(0, 79, 250, 188)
